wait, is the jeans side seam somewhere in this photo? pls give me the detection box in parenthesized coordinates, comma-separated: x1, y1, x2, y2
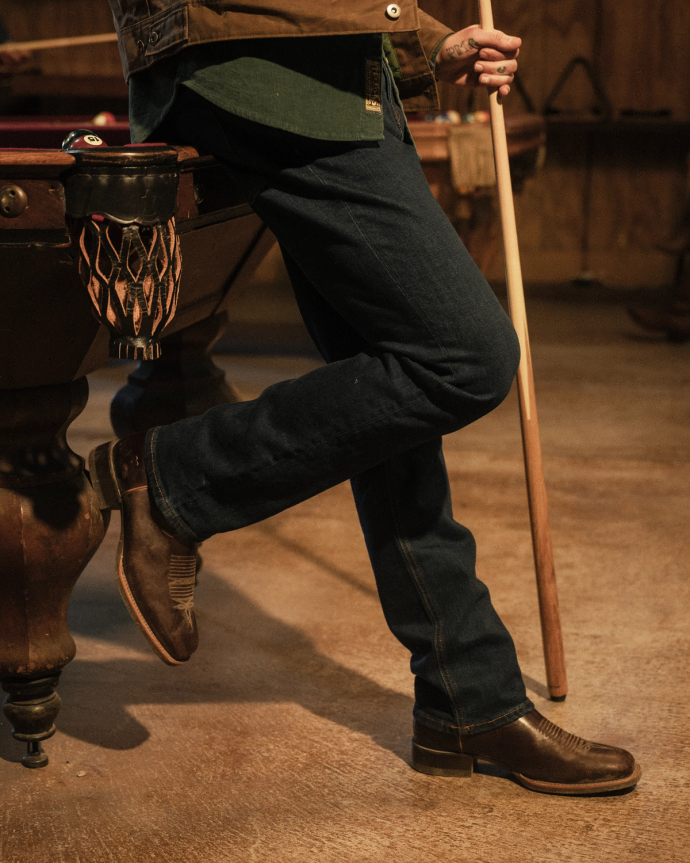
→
(382, 458, 465, 730)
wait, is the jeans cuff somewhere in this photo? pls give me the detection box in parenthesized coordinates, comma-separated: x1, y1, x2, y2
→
(414, 698, 535, 736)
(144, 427, 201, 543)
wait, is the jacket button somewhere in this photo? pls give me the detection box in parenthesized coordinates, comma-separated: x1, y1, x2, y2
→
(136, 39, 146, 54)
(149, 31, 159, 46)
(385, 4, 401, 19)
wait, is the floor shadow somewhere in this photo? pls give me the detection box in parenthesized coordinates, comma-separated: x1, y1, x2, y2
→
(521, 674, 550, 701)
(254, 521, 378, 599)
(43, 564, 414, 763)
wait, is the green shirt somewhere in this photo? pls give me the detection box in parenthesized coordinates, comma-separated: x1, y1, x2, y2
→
(129, 34, 389, 144)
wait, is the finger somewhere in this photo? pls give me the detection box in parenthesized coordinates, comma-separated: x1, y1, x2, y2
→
(478, 72, 515, 88)
(478, 47, 520, 62)
(475, 59, 518, 76)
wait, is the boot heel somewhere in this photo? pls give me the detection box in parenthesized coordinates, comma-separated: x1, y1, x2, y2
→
(88, 442, 121, 511)
(411, 741, 474, 778)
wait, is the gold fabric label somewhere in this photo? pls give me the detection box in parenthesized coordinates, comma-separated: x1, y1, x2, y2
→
(365, 59, 382, 114)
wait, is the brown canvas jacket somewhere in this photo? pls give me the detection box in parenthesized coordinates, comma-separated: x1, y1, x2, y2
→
(107, 1, 453, 110)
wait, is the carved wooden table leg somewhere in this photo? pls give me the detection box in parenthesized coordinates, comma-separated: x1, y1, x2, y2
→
(110, 311, 241, 438)
(0, 378, 107, 767)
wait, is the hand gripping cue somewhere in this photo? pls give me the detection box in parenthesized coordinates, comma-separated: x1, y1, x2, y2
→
(478, 0, 568, 700)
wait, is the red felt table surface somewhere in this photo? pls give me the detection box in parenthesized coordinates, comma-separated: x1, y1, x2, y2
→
(0, 116, 131, 149)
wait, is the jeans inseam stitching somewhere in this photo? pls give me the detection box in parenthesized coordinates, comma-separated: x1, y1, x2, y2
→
(382, 458, 465, 730)
(301, 160, 454, 370)
(148, 427, 197, 540)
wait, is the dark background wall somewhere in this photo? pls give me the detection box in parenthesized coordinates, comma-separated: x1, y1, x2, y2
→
(422, 0, 690, 122)
(2, 0, 689, 286)
(419, 0, 690, 285)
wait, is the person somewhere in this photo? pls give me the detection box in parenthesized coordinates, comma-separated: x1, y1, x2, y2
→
(96, 0, 640, 796)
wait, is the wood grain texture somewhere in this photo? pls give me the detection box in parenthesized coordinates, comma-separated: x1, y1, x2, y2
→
(0, 379, 106, 677)
(602, 0, 690, 122)
(420, 0, 690, 121)
(0, 179, 66, 231)
(419, 0, 690, 284)
(0, 150, 74, 168)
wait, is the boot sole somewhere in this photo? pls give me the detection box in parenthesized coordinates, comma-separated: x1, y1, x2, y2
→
(88, 442, 185, 667)
(411, 742, 473, 777)
(411, 742, 642, 795)
(515, 763, 642, 795)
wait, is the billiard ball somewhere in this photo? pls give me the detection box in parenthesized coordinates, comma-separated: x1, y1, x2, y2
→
(62, 129, 108, 151)
(92, 111, 117, 127)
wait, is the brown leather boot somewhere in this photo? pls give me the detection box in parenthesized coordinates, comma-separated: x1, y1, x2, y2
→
(89, 433, 199, 665)
(412, 709, 640, 795)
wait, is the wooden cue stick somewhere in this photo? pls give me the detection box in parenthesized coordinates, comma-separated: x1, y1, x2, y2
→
(0, 33, 118, 53)
(478, 0, 568, 700)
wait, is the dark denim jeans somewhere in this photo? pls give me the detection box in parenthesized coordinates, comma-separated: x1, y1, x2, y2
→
(147, 66, 534, 734)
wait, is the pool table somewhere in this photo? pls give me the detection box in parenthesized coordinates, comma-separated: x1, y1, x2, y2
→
(0, 119, 275, 767)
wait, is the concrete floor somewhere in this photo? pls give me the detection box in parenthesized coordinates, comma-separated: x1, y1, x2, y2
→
(1, 297, 689, 862)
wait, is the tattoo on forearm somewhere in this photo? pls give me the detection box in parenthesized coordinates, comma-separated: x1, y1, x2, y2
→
(444, 38, 479, 60)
